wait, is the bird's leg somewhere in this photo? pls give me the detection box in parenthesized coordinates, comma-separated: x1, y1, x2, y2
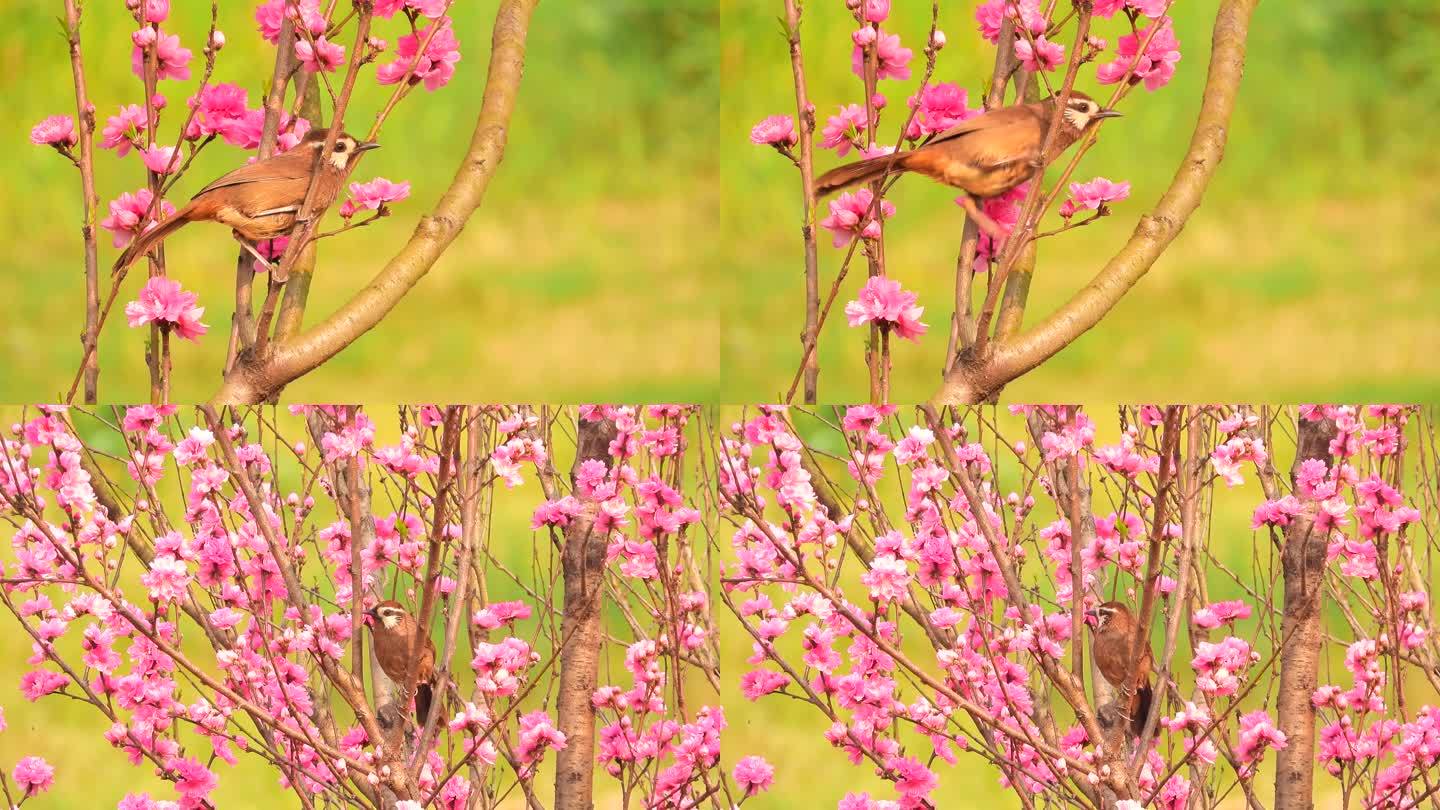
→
(232, 232, 276, 275)
(957, 195, 1005, 240)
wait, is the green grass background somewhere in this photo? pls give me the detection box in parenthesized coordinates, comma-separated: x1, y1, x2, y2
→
(0, 406, 718, 808)
(718, 405, 1439, 808)
(4, 1, 718, 401)
(720, 0, 1440, 402)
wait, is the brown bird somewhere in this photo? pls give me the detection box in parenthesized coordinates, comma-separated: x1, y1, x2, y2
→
(812, 91, 1120, 237)
(113, 128, 378, 278)
(1085, 600, 1153, 739)
(366, 599, 436, 726)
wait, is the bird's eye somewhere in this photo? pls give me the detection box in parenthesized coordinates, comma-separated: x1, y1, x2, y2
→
(336, 142, 348, 152)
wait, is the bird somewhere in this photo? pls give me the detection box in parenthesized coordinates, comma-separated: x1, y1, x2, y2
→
(112, 128, 378, 278)
(1085, 600, 1153, 740)
(365, 599, 436, 727)
(812, 91, 1120, 238)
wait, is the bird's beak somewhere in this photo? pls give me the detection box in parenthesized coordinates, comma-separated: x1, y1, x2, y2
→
(1083, 609, 1099, 627)
(363, 608, 377, 627)
(356, 141, 381, 152)
(1094, 109, 1123, 120)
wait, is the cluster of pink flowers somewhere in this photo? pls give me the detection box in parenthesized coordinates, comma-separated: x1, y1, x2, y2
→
(1059, 177, 1131, 218)
(1097, 18, 1182, 91)
(844, 276, 927, 341)
(377, 17, 463, 91)
(820, 188, 894, 247)
(124, 277, 209, 341)
(339, 178, 412, 218)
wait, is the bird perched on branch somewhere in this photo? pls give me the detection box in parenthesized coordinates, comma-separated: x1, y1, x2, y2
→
(1085, 600, 1153, 740)
(113, 128, 378, 279)
(812, 91, 1120, 238)
(366, 599, 436, 726)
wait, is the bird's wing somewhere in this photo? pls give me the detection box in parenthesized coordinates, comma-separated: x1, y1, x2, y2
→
(192, 156, 313, 199)
(928, 105, 1047, 169)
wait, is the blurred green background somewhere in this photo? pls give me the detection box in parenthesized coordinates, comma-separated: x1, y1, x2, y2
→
(721, 0, 1440, 402)
(718, 405, 1439, 808)
(4, 1, 718, 401)
(0, 406, 718, 807)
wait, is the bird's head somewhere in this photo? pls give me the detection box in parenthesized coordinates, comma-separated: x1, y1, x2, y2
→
(366, 599, 410, 631)
(301, 128, 380, 170)
(1084, 600, 1130, 632)
(1057, 91, 1123, 132)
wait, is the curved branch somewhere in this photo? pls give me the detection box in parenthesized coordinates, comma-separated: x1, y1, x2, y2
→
(932, 0, 1258, 405)
(212, 0, 538, 404)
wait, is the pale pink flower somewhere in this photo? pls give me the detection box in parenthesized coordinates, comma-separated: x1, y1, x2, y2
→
(819, 188, 894, 247)
(185, 83, 264, 148)
(30, 115, 77, 147)
(376, 0, 449, 17)
(1097, 18, 1181, 91)
(905, 82, 976, 139)
(339, 178, 411, 218)
(749, 114, 797, 146)
(851, 32, 912, 81)
(12, 756, 54, 796)
(140, 144, 179, 174)
(131, 32, 193, 81)
(172, 757, 218, 802)
(102, 105, 148, 156)
(844, 276, 927, 341)
(1066, 177, 1131, 210)
(101, 189, 176, 248)
(856, 0, 890, 23)
(129, 0, 170, 23)
(125, 277, 209, 341)
(377, 17, 462, 91)
(732, 756, 774, 796)
(821, 104, 871, 156)
(976, 0, 1047, 44)
(295, 36, 346, 73)
(1014, 35, 1065, 72)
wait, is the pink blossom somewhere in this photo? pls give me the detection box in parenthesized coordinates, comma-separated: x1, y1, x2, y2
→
(905, 83, 976, 139)
(186, 83, 265, 148)
(844, 276, 927, 341)
(820, 188, 894, 248)
(102, 105, 148, 156)
(976, 0, 1047, 44)
(130, 0, 171, 23)
(30, 115, 77, 147)
(732, 755, 774, 796)
(12, 756, 54, 796)
(1097, 18, 1181, 91)
(1014, 36, 1064, 72)
(255, 0, 326, 43)
(749, 114, 797, 146)
(339, 178, 411, 218)
(740, 669, 788, 700)
(376, 0, 449, 17)
(1192, 636, 1257, 697)
(140, 144, 179, 174)
(132, 32, 193, 81)
(1192, 599, 1251, 630)
(821, 104, 871, 156)
(100, 189, 176, 249)
(141, 555, 191, 603)
(1235, 710, 1287, 772)
(889, 755, 938, 799)
(851, 32, 912, 81)
(377, 17, 462, 91)
(1067, 177, 1131, 210)
(1095, 0, 1169, 18)
(855, 0, 890, 23)
(295, 36, 346, 73)
(172, 757, 218, 803)
(21, 670, 67, 701)
(125, 277, 209, 342)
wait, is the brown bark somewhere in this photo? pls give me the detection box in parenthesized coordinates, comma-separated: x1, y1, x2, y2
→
(1274, 414, 1339, 810)
(553, 416, 618, 810)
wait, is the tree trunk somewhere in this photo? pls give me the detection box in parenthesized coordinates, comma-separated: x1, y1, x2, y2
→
(553, 416, 618, 810)
(1274, 414, 1338, 810)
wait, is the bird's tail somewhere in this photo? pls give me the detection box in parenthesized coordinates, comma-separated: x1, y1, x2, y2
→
(813, 151, 912, 198)
(414, 678, 434, 727)
(113, 207, 192, 273)
(1131, 680, 1153, 739)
